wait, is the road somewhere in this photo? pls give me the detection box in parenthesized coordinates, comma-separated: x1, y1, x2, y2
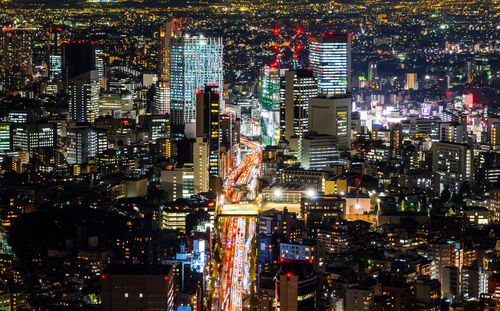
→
(214, 139, 261, 311)
(223, 138, 263, 203)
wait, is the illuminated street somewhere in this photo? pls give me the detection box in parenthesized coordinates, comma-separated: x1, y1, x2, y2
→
(213, 139, 261, 311)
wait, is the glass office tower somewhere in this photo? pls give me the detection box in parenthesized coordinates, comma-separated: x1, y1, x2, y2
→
(309, 33, 351, 95)
(170, 36, 223, 125)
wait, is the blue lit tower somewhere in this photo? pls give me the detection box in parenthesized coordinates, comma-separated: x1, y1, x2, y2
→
(309, 33, 351, 95)
(48, 27, 62, 83)
(170, 35, 223, 125)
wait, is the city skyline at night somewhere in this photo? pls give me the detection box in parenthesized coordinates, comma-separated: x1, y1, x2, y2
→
(0, 0, 499, 310)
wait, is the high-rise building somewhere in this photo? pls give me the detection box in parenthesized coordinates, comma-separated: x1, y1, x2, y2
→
(309, 33, 351, 95)
(170, 36, 223, 124)
(161, 165, 195, 200)
(100, 264, 174, 311)
(308, 95, 352, 150)
(261, 65, 281, 112)
(62, 41, 97, 91)
(196, 86, 220, 176)
(298, 133, 339, 170)
(67, 126, 98, 164)
(11, 123, 56, 155)
(48, 27, 63, 84)
(0, 27, 33, 91)
(432, 141, 473, 193)
(283, 70, 317, 141)
(193, 137, 209, 194)
(0, 123, 11, 151)
(405, 73, 418, 90)
(68, 70, 100, 123)
(156, 22, 174, 114)
(440, 122, 468, 144)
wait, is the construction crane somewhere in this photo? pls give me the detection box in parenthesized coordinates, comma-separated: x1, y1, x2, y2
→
(270, 27, 305, 69)
(171, 15, 189, 36)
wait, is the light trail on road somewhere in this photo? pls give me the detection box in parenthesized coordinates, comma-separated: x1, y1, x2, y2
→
(213, 138, 262, 311)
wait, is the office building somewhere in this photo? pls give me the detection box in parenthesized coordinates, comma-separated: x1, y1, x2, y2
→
(11, 123, 56, 155)
(405, 73, 418, 90)
(101, 264, 174, 311)
(196, 86, 220, 176)
(283, 70, 317, 141)
(309, 33, 351, 95)
(308, 95, 352, 150)
(67, 126, 98, 164)
(440, 122, 468, 144)
(0, 123, 11, 151)
(161, 165, 195, 200)
(156, 22, 174, 114)
(170, 36, 223, 124)
(0, 27, 32, 75)
(193, 137, 209, 194)
(62, 41, 98, 91)
(299, 133, 339, 170)
(0, 27, 33, 91)
(68, 70, 100, 123)
(48, 27, 63, 83)
(432, 141, 473, 193)
(148, 115, 171, 141)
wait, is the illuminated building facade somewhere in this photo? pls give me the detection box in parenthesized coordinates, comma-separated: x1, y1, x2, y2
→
(0, 123, 11, 151)
(309, 33, 351, 95)
(170, 36, 223, 124)
(11, 123, 56, 155)
(283, 70, 317, 141)
(0, 27, 33, 91)
(196, 86, 220, 176)
(69, 70, 100, 123)
(308, 95, 352, 150)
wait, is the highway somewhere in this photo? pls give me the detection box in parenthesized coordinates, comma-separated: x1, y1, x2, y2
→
(215, 138, 261, 311)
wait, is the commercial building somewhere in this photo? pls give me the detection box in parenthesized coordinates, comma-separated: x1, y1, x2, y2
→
(0, 123, 11, 151)
(308, 95, 352, 150)
(193, 137, 209, 194)
(283, 70, 317, 141)
(432, 141, 473, 193)
(68, 70, 100, 123)
(62, 41, 99, 91)
(66, 126, 98, 164)
(298, 133, 339, 170)
(11, 123, 56, 155)
(161, 165, 195, 200)
(309, 33, 351, 95)
(196, 86, 220, 176)
(170, 36, 223, 124)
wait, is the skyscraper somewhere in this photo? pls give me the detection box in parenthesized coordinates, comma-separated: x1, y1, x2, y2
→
(68, 70, 100, 123)
(308, 95, 352, 150)
(0, 123, 11, 151)
(156, 22, 174, 114)
(48, 27, 63, 84)
(283, 70, 317, 141)
(170, 36, 223, 125)
(67, 125, 98, 164)
(0, 27, 33, 91)
(196, 86, 220, 176)
(62, 41, 98, 91)
(309, 33, 351, 95)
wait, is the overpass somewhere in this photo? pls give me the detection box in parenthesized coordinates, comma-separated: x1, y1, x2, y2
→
(218, 203, 260, 216)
